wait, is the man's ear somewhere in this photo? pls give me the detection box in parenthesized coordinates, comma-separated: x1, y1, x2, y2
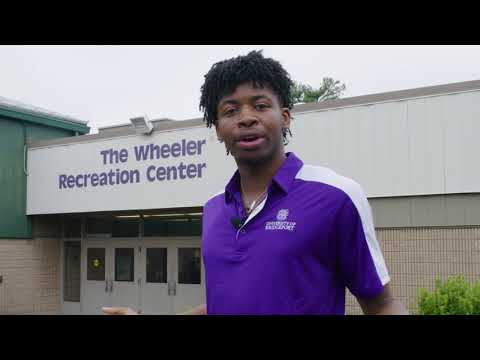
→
(215, 125, 223, 143)
(282, 108, 291, 129)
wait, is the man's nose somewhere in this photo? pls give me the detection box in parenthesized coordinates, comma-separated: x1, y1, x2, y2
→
(238, 107, 258, 127)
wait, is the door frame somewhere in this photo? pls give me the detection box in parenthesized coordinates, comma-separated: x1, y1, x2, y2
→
(60, 237, 82, 315)
(60, 229, 203, 314)
(139, 236, 204, 314)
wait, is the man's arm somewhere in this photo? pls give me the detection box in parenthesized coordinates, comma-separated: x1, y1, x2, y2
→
(102, 304, 207, 315)
(356, 283, 408, 315)
(178, 304, 207, 315)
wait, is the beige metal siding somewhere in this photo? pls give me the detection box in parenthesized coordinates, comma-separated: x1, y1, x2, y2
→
(289, 91, 480, 198)
(346, 226, 480, 315)
(369, 194, 480, 228)
(407, 98, 444, 195)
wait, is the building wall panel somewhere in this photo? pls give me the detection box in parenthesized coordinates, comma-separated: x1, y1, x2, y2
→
(0, 238, 60, 314)
(346, 226, 480, 315)
(291, 91, 480, 198)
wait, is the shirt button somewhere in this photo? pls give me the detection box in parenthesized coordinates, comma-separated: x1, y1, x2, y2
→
(241, 229, 246, 234)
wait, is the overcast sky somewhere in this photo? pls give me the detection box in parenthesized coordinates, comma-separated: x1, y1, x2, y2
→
(1, 45, 480, 133)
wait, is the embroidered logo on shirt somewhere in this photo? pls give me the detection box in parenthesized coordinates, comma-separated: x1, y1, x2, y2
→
(265, 209, 296, 231)
(277, 209, 289, 221)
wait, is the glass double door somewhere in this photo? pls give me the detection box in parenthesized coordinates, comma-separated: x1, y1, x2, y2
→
(83, 238, 204, 315)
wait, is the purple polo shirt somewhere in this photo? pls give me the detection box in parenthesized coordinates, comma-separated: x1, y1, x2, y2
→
(201, 152, 390, 315)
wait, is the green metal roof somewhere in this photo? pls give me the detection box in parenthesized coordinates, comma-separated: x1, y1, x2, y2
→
(0, 96, 90, 134)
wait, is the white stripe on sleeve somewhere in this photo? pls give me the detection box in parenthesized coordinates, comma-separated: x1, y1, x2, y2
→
(295, 165, 390, 285)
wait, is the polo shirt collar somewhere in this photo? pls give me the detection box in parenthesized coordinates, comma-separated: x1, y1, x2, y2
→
(224, 152, 303, 204)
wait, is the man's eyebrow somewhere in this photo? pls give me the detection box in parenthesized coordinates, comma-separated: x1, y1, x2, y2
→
(219, 95, 272, 106)
(219, 99, 238, 106)
(251, 95, 271, 101)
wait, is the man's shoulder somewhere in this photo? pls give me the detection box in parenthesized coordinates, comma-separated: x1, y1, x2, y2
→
(203, 190, 225, 209)
(295, 163, 364, 198)
(295, 164, 361, 190)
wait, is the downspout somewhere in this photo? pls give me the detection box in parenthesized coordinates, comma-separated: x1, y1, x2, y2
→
(21, 121, 32, 239)
(21, 121, 28, 176)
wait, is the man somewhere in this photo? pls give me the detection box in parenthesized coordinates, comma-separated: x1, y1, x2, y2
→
(104, 50, 407, 315)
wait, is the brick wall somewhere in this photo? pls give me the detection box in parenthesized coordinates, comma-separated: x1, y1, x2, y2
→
(346, 226, 480, 315)
(0, 238, 61, 314)
(2, 223, 479, 315)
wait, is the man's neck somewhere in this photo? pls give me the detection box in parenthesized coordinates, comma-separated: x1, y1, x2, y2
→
(236, 152, 287, 196)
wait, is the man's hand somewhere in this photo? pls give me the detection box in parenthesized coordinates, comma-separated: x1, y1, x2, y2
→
(102, 307, 139, 315)
(102, 304, 207, 315)
(179, 304, 207, 315)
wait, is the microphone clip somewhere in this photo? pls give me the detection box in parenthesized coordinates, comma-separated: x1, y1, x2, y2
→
(230, 216, 246, 230)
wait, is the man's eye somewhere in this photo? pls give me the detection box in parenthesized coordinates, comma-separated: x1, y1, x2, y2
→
(255, 103, 269, 110)
(224, 108, 236, 116)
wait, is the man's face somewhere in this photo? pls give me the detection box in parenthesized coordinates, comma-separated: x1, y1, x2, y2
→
(215, 82, 291, 166)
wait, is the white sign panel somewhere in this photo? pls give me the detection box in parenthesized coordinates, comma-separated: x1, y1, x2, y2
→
(27, 126, 236, 215)
(27, 91, 480, 215)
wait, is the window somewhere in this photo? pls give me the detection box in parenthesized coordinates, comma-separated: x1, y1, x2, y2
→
(115, 248, 134, 282)
(86, 216, 139, 237)
(112, 217, 139, 237)
(144, 217, 168, 236)
(86, 217, 113, 237)
(64, 217, 82, 238)
(143, 216, 202, 237)
(178, 248, 201, 284)
(190, 218, 202, 235)
(146, 248, 167, 283)
(64, 242, 81, 302)
(166, 219, 192, 236)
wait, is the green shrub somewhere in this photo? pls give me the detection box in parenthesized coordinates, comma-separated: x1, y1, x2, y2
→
(417, 276, 480, 315)
(470, 281, 480, 315)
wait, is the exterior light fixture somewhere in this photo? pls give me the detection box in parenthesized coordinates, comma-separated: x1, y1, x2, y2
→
(130, 115, 153, 135)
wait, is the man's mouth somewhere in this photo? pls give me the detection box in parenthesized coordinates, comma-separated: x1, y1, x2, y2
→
(236, 135, 265, 149)
(241, 135, 261, 142)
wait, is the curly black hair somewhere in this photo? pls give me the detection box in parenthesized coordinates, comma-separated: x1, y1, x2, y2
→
(199, 50, 294, 145)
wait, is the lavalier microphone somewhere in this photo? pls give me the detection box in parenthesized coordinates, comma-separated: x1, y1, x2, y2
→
(230, 216, 245, 230)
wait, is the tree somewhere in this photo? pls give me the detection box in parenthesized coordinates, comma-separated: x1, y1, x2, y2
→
(292, 77, 346, 104)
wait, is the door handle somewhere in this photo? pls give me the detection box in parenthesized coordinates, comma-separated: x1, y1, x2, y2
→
(109, 279, 113, 293)
(168, 281, 176, 296)
(105, 279, 108, 293)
